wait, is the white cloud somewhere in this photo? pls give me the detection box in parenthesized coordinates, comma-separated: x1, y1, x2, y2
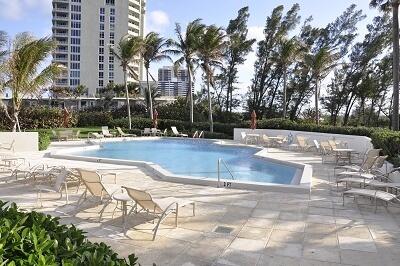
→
(0, 0, 52, 21)
(146, 10, 170, 33)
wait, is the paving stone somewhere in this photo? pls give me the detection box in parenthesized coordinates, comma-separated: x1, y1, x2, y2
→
(338, 236, 377, 252)
(238, 226, 271, 240)
(302, 246, 341, 263)
(216, 248, 261, 266)
(269, 230, 305, 243)
(265, 241, 303, 258)
(274, 220, 306, 232)
(229, 238, 266, 252)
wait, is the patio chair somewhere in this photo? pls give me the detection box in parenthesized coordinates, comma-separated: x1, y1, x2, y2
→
(342, 185, 400, 212)
(151, 128, 159, 136)
(73, 130, 81, 140)
(171, 126, 188, 137)
(241, 132, 247, 144)
(192, 131, 199, 138)
(117, 127, 136, 137)
(334, 149, 382, 175)
(141, 128, 151, 136)
(335, 156, 379, 178)
(102, 126, 115, 138)
(122, 186, 195, 240)
(36, 168, 70, 207)
(296, 136, 314, 151)
(198, 131, 204, 138)
(262, 134, 271, 147)
(75, 169, 132, 219)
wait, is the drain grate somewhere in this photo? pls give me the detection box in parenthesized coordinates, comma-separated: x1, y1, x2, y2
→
(213, 225, 234, 234)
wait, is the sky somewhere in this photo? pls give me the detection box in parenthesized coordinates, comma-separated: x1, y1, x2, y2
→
(0, 0, 380, 95)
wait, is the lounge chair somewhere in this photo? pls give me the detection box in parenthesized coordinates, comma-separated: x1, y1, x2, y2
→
(141, 128, 151, 136)
(73, 130, 81, 140)
(297, 136, 314, 151)
(193, 131, 199, 138)
(36, 168, 70, 207)
(335, 156, 380, 178)
(75, 169, 131, 219)
(102, 126, 115, 138)
(262, 134, 271, 147)
(122, 186, 195, 240)
(151, 128, 159, 136)
(334, 149, 381, 175)
(342, 185, 400, 212)
(171, 126, 188, 137)
(116, 127, 136, 137)
(89, 132, 104, 139)
(198, 131, 204, 138)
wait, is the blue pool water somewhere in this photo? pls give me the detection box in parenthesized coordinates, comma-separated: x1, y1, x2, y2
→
(73, 139, 298, 184)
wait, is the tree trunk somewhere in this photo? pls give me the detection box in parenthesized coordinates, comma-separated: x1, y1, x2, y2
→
(283, 69, 287, 118)
(315, 79, 320, 125)
(124, 68, 132, 129)
(392, 2, 400, 130)
(187, 64, 194, 124)
(207, 73, 214, 133)
(146, 68, 154, 120)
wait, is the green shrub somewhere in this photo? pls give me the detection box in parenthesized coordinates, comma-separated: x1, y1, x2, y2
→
(0, 106, 77, 130)
(0, 201, 139, 265)
(38, 131, 51, 151)
(78, 111, 113, 127)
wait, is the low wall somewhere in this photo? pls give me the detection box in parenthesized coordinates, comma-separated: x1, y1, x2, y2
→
(0, 132, 38, 152)
(234, 128, 373, 154)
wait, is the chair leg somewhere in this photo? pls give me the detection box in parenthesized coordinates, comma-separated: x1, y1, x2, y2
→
(175, 203, 179, 227)
(192, 202, 196, 216)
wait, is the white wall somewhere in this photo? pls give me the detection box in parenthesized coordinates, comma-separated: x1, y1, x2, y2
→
(234, 128, 373, 154)
(0, 132, 38, 152)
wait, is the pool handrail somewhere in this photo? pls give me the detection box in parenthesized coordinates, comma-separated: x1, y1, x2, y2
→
(217, 158, 235, 188)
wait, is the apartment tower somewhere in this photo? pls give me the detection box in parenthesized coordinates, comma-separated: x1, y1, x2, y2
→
(157, 66, 190, 97)
(52, 0, 146, 96)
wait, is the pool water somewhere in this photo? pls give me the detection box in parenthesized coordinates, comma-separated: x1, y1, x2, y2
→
(73, 139, 298, 184)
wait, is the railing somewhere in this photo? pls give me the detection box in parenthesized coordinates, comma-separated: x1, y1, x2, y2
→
(217, 158, 235, 188)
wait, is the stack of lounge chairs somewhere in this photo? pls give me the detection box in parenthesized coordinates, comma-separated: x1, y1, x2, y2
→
(333, 149, 400, 212)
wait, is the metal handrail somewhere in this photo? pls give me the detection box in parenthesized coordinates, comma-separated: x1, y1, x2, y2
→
(217, 158, 235, 188)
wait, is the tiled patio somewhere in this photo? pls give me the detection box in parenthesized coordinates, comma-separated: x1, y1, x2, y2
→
(1, 142, 400, 266)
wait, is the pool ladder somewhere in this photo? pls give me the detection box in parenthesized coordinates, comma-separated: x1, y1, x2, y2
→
(217, 158, 235, 188)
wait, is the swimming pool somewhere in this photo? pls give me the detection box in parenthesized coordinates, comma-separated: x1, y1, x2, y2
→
(70, 139, 299, 185)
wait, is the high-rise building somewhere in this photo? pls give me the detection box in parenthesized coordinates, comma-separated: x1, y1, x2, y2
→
(52, 0, 146, 97)
(157, 66, 190, 97)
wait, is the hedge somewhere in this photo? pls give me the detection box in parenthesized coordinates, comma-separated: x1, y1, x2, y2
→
(0, 201, 139, 265)
(38, 131, 51, 151)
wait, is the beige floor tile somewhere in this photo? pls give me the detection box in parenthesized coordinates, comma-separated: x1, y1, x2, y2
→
(275, 220, 306, 232)
(229, 238, 266, 252)
(302, 246, 341, 263)
(245, 217, 275, 228)
(269, 230, 304, 243)
(265, 241, 303, 258)
(238, 226, 271, 240)
(216, 248, 261, 266)
(338, 236, 377, 252)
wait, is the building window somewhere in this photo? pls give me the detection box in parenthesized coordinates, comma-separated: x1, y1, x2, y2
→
(110, 8, 115, 15)
(99, 39, 104, 47)
(106, 0, 115, 6)
(70, 71, 80, 78)
(110, 32, 115, 40)
(99, 32, 104, 39)
(71, 5, 81, 12)
(71, 62, 80, 69)
(71, 46, 80, 53)
(99, 47, 104, 54)
(109, 64, 114, 71)
(70, 54, 80, 61)
(99, 72, 104, 79)
(100, 24, 105, 31)
(109, 56, 114, 63)
(100, 15, 105, 23)
(100, 7, 105, 14)
(70, 79, 80, 86)
(99, 64, 104, 71)
(71, 38, 80, 45)
(71, 21, 81, 28)
(109, 72, 114, 79)
(99, 56, 104, 62)
(110, 24, 115, 31)
(71, 30, 81, 36)
(99, 80, 104, 87)
(110, 16, 115, 24)
(71, 13, 81, 20)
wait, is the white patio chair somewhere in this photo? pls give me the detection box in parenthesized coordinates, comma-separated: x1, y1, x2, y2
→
(102, 126, 114, 138)
(36, 168, 70, 207)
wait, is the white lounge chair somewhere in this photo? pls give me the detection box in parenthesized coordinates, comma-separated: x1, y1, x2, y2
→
(102, 126, 115, 138)
(122, 186, 195, 240)
(334, 149, 381, 175)
(117, 127, 136, 137)
(198, 131, 204, 138)
(192, 131, 199, 138)
(342, 186, 400, 212)
(76, 169, 131, 219)
(171, 126, 188, 137)
(88, 132, 104, 139)
(335, 156, 381, 178)
(36, 168, 70, 207)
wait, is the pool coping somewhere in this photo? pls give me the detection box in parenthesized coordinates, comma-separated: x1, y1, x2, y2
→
(49, 137, 312, 195)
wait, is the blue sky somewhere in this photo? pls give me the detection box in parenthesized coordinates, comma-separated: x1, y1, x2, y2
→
(0, 0, 379, 93)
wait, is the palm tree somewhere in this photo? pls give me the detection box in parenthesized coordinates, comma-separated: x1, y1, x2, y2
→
(276, 37, 303, 118)
(4, 34, 63, 131)
(370, 0, 400, 130)
(141, 32, 173, 120)
(197, 25, 226, 132)
(169, 19, 205, 124)
(0, 31, 8, 119)
(110, 35, 142, 129)
(304, 47, 339, 125)
(73, 84, 88, 110)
